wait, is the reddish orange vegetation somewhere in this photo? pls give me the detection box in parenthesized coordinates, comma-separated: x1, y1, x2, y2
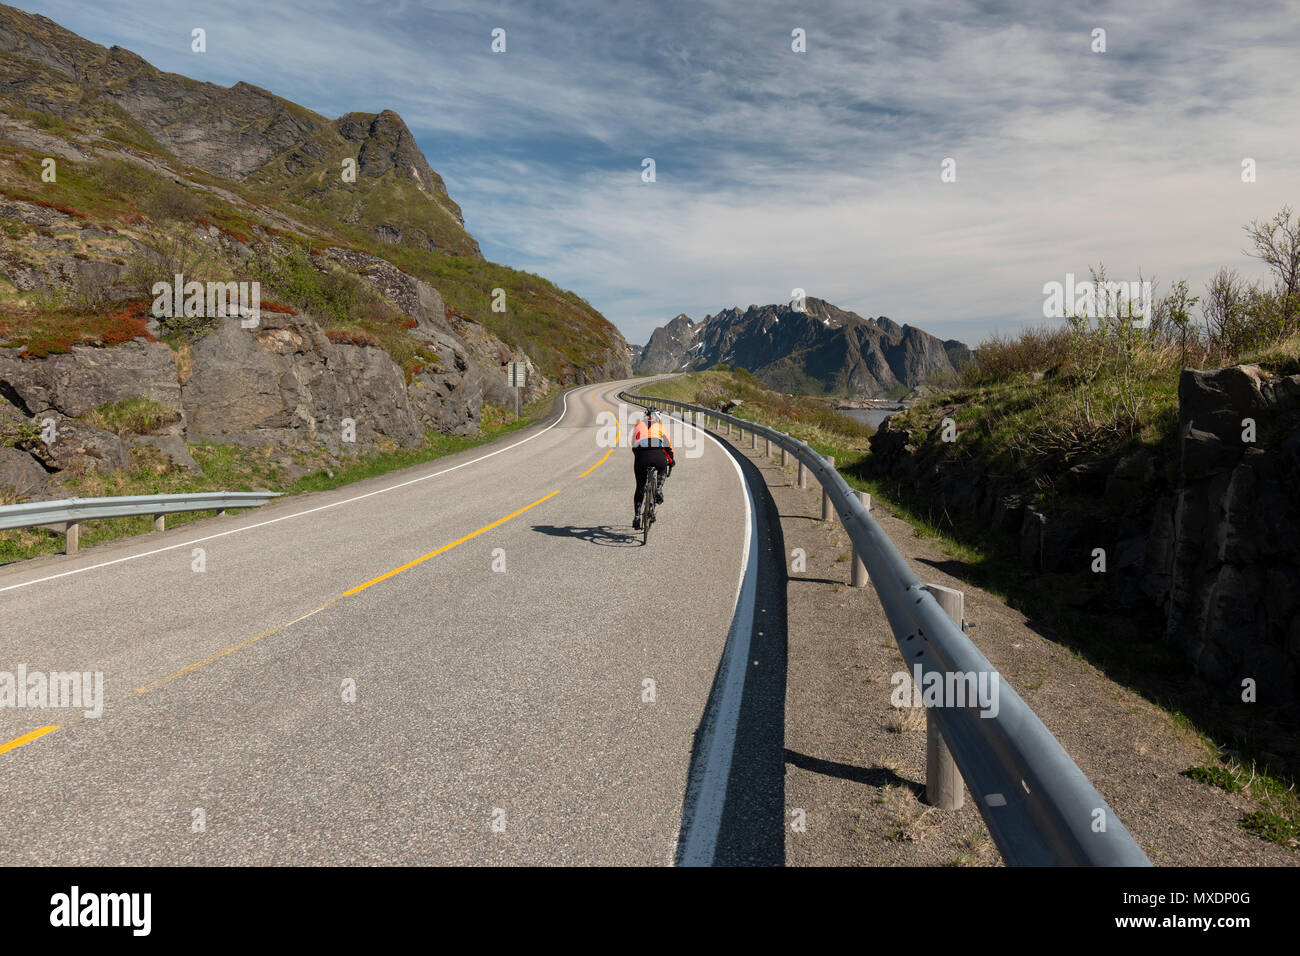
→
(99, 299, 157, 346)
(199, 215, 252, 244)
(0, 298, 155, 358)
(405, 362, 422, 384)
(325, 329, 379, 348)
(260, 301, 298, 315)
(401, 317, 419, 330)
(122, 211, 149, 226)
(1, 189, 90, 219)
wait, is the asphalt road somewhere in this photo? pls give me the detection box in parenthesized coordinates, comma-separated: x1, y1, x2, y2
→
(0, 379, 755, 865)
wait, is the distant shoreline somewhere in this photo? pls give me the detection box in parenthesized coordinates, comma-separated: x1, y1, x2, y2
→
(831, 398, 907, 411)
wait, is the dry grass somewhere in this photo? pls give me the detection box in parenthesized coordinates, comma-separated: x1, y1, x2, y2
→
(879, 783, 934, 842)
(884, 705, 926, 734)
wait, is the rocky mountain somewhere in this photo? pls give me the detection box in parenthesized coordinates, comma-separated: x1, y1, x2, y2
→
(0, 5, 629, 496)
(0, 6, 477, 257)
(635, 297, 971, 397)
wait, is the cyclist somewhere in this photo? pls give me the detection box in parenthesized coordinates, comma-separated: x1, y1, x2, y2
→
(630, 407, 674, 530)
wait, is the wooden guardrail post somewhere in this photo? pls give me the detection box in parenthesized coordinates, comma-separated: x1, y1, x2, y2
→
(821, 456, 835, 520)
(765, 437, 771, 457)
(781, 447, 788, 468)
(798, 460, 807, 489)
(850, 491, 870, 587)
(922, 583, 966, 810)
(153, 514, 165, 532)
(64, 521, 79, 555)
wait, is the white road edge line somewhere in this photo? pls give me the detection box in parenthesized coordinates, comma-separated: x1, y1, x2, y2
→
(663, 408, 759, 866)
(0, 386, 583, 594)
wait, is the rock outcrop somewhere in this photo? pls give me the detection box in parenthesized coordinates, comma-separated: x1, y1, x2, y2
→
(0, 338, 182, 418)
(180, 313, 423, 452)
(1144, 366, 1300, 705)
(868, 362, 1300, 707)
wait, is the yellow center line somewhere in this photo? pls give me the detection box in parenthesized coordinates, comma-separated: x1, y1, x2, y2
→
(343, 487, 562, 596)
(132, 609, 330, 696)
(579, 448, 612, 478)
(0, 724, 59, 755)
(6, 399, 621, 756)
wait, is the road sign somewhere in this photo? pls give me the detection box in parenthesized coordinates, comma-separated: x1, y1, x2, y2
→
(507, 361, 527, 388)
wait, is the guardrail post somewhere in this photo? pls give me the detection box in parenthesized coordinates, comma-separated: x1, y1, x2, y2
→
(797, 460, 807, 489)
(765, 437, 771, 457)
(850, 491, 870, 587)
(751, 430, 757, 450)
(64, 521, 79, 555)
(781, 447, 788, 468)
(153, 513, 165, 532)
(821, 456, 835, 520)
(923, 583, 966, 810)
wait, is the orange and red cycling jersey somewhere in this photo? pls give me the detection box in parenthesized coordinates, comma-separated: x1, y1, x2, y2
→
(629, 419, 673, 450)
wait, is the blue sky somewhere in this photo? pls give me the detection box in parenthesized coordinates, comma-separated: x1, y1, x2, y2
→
(17, 0, 1300, 347)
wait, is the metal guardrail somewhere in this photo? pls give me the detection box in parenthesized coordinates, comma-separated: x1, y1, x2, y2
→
(0, 491, 281, 554)
(621, 389, 1151, 866)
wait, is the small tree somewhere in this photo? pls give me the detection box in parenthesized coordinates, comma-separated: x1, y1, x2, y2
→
(1243, 204, 1300, 332)
(1159, 279, 1199, 367)
(1203, 267, 1247, 356)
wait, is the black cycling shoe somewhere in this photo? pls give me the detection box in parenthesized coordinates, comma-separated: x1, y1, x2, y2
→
(633, 515, 642, 530)
(655, 486, 665, 504)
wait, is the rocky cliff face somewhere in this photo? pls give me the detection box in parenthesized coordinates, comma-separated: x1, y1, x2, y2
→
(0, 5, 476, 256)
(635, 298, 969, 397)
(868, 362, 1300, 708)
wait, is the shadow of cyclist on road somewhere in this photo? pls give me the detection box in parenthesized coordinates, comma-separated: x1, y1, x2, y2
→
(531, 524, 642, 548)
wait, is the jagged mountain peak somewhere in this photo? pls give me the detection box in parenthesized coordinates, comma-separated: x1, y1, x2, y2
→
(636, 298, 968, 397)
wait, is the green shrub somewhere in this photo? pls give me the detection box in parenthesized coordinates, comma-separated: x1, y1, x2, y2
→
(82, 397, 181, 438)
(1181, 765, 1243, 793)
(145, 181, 205, 223)
(960, 325, 1072, 387)
(254, 249, 382, 325)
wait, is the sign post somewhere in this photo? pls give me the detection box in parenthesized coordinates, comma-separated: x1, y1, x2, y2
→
(507, 361, 526, 419)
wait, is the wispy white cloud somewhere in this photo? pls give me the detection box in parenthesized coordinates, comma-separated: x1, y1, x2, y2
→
(15, 0, 1300, 346)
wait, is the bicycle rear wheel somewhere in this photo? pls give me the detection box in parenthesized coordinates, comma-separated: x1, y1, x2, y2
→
(641, 495, 653, 545)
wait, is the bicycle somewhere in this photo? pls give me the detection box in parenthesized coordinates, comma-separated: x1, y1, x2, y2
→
(638, 467, 664, 545)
